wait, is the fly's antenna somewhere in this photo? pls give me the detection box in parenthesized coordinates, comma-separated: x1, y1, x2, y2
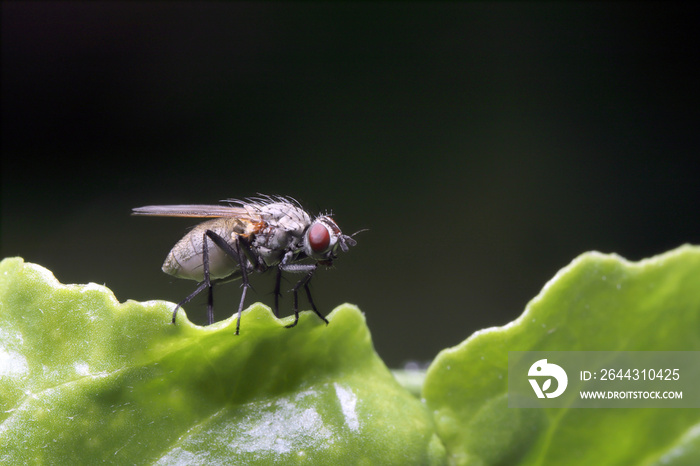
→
(337, 228, 366, 251)
(350, 228, 369, 238)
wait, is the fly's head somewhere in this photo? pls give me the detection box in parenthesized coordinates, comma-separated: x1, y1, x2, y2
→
(302, 216, 357, 266)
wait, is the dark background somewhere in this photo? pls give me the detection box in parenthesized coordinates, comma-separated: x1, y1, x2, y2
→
(2, 2, 699, 367)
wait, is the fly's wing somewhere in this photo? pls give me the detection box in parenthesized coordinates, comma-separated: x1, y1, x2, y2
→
(132, 204, 260, 220)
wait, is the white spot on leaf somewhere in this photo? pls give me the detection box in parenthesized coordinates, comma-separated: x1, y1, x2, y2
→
(334, 383, 359, 431)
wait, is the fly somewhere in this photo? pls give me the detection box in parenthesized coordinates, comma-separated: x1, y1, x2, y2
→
(132, 195, 358, 335)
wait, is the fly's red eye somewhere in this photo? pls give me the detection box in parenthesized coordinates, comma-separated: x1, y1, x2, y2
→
(308, 223, 331, 253)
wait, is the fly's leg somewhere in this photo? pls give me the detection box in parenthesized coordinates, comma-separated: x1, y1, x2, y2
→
(303, 274, 327, 324)
(273, 250, 294, 318)
(171, 281, 208, 324)
(171, 231, 216, 325)
(273, 267, 282, 317)
(205, 230, 253, 335)
(203, 231, 215, 325)
(281, 264, 327, 328)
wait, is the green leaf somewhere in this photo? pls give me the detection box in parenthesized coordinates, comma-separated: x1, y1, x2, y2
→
(0, 257, 445, 465)
(423, 245, 700, 466)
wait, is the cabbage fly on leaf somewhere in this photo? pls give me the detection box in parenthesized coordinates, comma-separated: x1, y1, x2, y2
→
(133, 196, 358, 335)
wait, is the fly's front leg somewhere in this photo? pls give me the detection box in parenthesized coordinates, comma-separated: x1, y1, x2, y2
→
(205, 230, 254, 335)
(280, 263, 327, 328)
(302, 272, 325, 324)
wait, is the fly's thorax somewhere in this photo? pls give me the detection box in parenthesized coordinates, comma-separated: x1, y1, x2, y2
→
(258, 202, 311, 236)
(161, 218, 253, 281)
(251, 222, 300, 267)
(252, 203, 311, 266)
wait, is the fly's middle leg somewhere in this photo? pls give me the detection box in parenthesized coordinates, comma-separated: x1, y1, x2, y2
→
(273, 267, 282, 317)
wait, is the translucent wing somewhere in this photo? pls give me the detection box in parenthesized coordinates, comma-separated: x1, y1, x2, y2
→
(132, 204, 259, 219)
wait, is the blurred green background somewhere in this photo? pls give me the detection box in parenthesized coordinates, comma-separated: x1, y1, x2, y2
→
(2, 2, 699, 367)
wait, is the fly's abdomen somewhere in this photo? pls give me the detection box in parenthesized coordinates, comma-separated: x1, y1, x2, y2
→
(162, 218, 254, 281)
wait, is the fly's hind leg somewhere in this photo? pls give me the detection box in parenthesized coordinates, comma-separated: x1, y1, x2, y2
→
(171, 230, 216, 325)
(171, 281, 208, 324)
(203, 231, 215, 324)
(171, 278, 230, 325)
(204, 230, 254, 335)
